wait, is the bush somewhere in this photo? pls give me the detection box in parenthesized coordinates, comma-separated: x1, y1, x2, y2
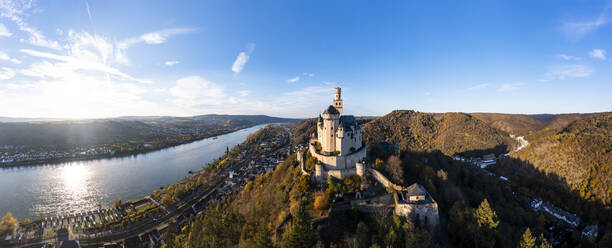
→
(314, 195, 329, 211)
(113, 198, 122, 208)
(297, 175, 311, 193)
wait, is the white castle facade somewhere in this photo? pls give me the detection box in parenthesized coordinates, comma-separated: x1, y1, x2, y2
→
(309, 88, 367, 182)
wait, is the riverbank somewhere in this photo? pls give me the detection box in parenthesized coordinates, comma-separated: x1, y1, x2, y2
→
(0, 125, 255, 168)
(0, 124, 271, 221)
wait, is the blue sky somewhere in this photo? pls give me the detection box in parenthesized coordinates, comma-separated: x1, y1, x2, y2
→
(0, 0, 610, 118)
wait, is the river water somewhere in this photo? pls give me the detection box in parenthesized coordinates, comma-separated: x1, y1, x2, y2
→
(0, 124, 266, 220)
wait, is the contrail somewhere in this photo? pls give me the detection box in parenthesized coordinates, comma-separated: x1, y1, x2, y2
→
(84, 0, 110, 81)
(85, 0, 95, 29)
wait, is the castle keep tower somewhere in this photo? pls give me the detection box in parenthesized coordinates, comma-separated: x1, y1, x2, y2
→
(310, 88, 366, 182)
(333, 87, 343, 115)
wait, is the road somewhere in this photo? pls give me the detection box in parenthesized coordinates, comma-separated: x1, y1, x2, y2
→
(510, 134, 529, 152)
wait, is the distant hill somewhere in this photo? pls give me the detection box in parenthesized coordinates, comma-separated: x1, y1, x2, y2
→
(470, 113, 549, 135)
(0, 120, 159, 147)
(514, 112, 612, 204)
(362, 110, 516, 156)
(470, 113, 591, 136)
(0, 117, 66, 123)
(0, 115, 297, 148)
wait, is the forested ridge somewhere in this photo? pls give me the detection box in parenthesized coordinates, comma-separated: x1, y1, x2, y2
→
(514, 112, 612, 205)
(0, 115, 294, 148)
(166, 111, 612, 247)
(362, 110, 516, 156)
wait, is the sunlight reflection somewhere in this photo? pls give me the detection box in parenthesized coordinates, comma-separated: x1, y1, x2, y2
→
(60, 164, 90, 195)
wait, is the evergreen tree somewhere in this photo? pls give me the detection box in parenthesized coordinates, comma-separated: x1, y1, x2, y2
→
(538, 233, 552, 248)
(519, 228, 536, 248)
(282, 203, 312, 248)
(475, 199, 499, 230)
(254, 224, 274, 248)
(474, 199, 499, 247)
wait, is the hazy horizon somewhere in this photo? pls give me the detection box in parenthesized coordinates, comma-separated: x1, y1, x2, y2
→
(2, 110, 610, 123)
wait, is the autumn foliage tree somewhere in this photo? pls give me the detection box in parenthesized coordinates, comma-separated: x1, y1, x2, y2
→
(519, 228, 536, 248)
(385, 155, 404, 184)
(113, 198, 122, 208)
(297, 174, 311, 193)
(0, 212, 18, 234)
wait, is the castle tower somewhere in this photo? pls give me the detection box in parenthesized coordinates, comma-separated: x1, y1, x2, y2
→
(334, 87, 343, 115)
(321, 106, 340, 154)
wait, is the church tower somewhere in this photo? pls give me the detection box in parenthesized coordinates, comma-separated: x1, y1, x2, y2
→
(333, 87, 343, 115)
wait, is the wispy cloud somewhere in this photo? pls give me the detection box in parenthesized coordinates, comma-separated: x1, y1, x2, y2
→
(170, 76, 225, 107)
(20, 47, 151, 83)
(467, 83, 489, 90)
(558, 54, 580, 61)
(0, 0, 61, 49)
(544, 64, 593, 80)
(562, 4, 611, 39)
(165, 60, 179, 66)
(287, 76, 300, 83)
(0, 51, 21, 64)
(588, 49, 606, 60)
(498, 82, 526, 92)
(118, 28, 195, 49)
(0, 67, 15, 80)
(323, 81, 339, 86)
(0, 23, 11, 37)
(303, 72, 314, 77)
(116, 28, 195, 65)
(232, 43, 255, 75)
(239, 90, 250, 97)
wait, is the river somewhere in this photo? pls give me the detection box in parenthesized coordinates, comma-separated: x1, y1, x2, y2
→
(0, 124, 267, 220)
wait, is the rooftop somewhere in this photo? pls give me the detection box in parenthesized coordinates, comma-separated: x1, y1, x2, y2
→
(323, 105, 340, 115)
(396, 183, 435, 204)
(339, 115, 360, 129)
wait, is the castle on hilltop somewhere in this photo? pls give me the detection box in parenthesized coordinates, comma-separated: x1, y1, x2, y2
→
(308, 88, 367, 182)
(297, 88, 439, 231)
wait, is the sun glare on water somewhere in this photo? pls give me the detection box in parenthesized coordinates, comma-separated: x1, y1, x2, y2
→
(60, 164, 91, 195)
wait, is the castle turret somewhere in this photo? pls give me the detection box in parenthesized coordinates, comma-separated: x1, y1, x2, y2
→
(321, 105, 340, 154)
(334, 87, 343, 116)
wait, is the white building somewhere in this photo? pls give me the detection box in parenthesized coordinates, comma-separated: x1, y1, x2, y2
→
(309, 88, 366, 182)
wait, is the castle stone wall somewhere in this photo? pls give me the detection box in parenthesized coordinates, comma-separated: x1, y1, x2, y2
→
(309, 143, 366, 170)
(368, 168, 404, 191)
(395, 202, 439, 231)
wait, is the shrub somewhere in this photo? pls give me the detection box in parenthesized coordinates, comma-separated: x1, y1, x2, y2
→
(314, 195, 329, 211)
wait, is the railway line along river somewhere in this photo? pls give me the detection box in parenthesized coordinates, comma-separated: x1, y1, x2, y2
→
(0, 124, 267, 220)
